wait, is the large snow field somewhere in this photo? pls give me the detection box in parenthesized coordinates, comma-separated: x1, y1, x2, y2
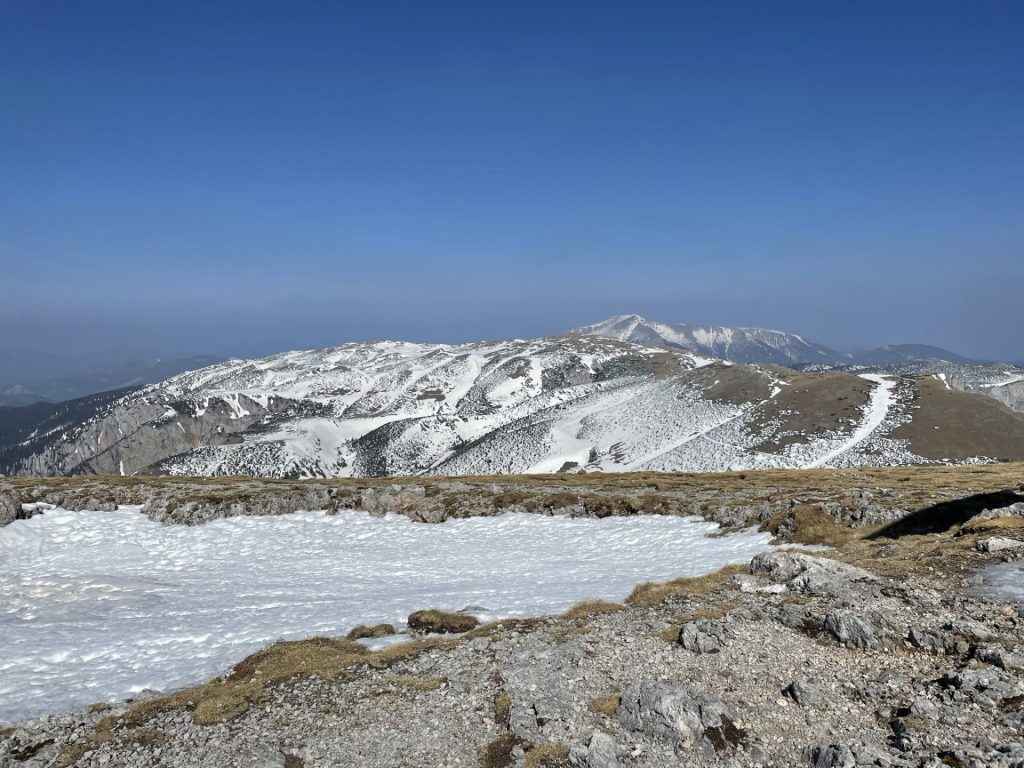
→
(0, 508, 774, 723)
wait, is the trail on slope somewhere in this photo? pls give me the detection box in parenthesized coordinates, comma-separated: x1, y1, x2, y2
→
(803, 374, 895, 469)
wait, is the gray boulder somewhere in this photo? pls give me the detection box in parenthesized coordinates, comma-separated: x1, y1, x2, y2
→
(617, 682, 743, 754)
(977, 536, 1024, 553)
(750, 552, 879, 599)
(679, 620, 731, 654)
(824, 610, 886, 649)
(360, 485, 429, 517)
(569, 731, 620, 768)
(907, 625, 970, 656)
(974, 644, 1024, 670)
(785, 679, 827, 707)
(809, 744, 856, 768)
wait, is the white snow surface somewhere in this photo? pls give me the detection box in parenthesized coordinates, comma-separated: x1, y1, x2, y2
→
(0, 507, 774, 723)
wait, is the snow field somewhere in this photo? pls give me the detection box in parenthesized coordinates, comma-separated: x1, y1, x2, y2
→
(0, 507, 774, 723)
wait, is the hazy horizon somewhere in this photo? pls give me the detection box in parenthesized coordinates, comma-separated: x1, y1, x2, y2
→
(3, 1, 1022, 365)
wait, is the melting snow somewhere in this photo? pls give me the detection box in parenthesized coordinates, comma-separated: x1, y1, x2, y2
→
(0, 508, 773, 723)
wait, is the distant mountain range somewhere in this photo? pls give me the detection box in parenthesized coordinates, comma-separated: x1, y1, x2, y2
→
(0, 355, 226, 407)
(572, 314, 980, 367)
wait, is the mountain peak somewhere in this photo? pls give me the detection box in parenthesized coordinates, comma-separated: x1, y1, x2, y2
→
(573, 315, 844, 366)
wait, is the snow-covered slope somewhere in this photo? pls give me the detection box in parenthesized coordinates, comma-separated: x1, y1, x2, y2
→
(573, 314, 844, 366)
(5, 334, 1024, 478)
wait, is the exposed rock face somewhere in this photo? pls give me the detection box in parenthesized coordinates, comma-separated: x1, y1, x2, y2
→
(750, 552, 879, 600)
(678, 620, 732, 654)
(823, 610, 889, 650)
(570, 731, 621, 768)
(0, 479, 19, 526)
(616, 682, 743, 755)
(977, 535, 1024, 553)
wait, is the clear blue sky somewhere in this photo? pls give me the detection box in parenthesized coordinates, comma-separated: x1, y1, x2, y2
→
(1, 1, 1022, 362)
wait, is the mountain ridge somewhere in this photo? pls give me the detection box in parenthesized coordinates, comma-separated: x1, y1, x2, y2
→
(4, 333, 1023, 479)
(572, 314, 981, 368)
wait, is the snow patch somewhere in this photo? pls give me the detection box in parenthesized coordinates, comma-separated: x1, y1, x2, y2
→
(0, 508, 773, 722)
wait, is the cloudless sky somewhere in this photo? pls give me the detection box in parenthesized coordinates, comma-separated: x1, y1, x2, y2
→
(1, 0, 1022, 363)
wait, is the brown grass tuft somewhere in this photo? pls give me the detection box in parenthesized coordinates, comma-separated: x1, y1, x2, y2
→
(561, 599, 623, 621)
(345, 623, 396, 640)
(408, 609, 480, 634)
(625, 564, 746, 606)
(524, 743, 572, 768)
(588, 694, 620, 717)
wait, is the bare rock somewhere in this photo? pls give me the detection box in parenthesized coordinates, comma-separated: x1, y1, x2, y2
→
(0, 480, 20, 527)
(569, 731, 620, 768)
(750, 552, 879, 600)
(678, 620, 731, 654)
(824, 610, 888, 649)
(785, 679, 827, 708)
(977, 536, 1024, 553)
(616, 681, 744, 754)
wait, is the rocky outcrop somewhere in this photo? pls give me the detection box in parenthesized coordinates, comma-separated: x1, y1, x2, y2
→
(570, 731, 621, 768)
(750, 551, 880, 600)
(678, 620, 732, 654)
(0, 479, 20, 526)
(616, 682, 744, 755)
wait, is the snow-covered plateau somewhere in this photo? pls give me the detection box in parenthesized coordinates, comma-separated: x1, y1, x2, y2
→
(0, 506, 774, 723)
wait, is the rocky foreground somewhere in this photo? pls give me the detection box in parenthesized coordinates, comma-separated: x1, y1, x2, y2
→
(3, 465, 1024, 768)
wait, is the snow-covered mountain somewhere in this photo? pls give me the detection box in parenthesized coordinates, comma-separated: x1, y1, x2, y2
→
(5, 334, 1024, 479)
(573, 315, 845, 366)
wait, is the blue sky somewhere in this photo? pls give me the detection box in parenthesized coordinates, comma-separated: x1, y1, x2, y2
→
(1, 1, 1022, 361)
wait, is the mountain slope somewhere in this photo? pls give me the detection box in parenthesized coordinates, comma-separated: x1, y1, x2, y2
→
(4, 335, 1024, 479)
(849, 344, 979, 366)
(573, 314, 845, 366)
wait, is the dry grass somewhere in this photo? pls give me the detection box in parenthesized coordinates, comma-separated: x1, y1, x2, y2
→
(960, 515, 1024, 536)
(408, 609, 480, 634)
(493, 691, 512, 727)
(766, 504, 862, 547)
(658, 625, 682, 643)
(54, 634, 460, 765)
(524, 743, 571, 768)
(561, 599, 623, 621)
(478, 733, 519, 768)
(625, 563, 747, 607)
(345, 623, 396, 640)
(588, 694, 620, 717)
(12, 462, 1024, 521)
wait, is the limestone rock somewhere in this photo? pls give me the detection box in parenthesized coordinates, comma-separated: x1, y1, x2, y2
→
(569, 731, 620, 768)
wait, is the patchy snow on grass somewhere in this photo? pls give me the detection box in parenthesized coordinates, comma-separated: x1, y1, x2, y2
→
(0, 507, 774, 723)
(803, 374, 896, 469)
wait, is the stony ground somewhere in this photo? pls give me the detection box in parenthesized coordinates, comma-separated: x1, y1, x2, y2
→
(3, 467, 1024, 768)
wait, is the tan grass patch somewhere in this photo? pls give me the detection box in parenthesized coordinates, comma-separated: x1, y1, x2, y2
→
(588, 694, 620, 717)
(625, 564, 746, 607)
